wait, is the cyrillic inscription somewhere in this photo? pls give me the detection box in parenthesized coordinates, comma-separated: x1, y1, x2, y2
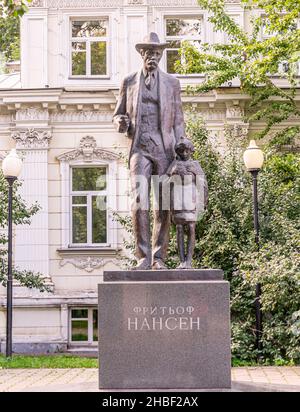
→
(127, 306, 200, 331)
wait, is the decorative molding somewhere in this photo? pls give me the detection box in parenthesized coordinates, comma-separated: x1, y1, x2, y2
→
(46, 0, 123, 8)
(226, 106, 244, 120)
(126, 0, 144, 4)
(29, 0, 44, 6)
(60, 256, 120, 272)
(0, 114, 13, 124)
(41, 0, 240, 7)
(11, 128, 52, 149)
(16, 108, 49, 122)
(197, 109, 225, 121)
(57, 135, 119, 162)
(148, 0, 198, 5)
(50, 111, 112, 123)
(224, 123, 249, 139)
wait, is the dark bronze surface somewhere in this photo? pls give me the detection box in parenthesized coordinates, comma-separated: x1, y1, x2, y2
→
(113, 33, 185, 270)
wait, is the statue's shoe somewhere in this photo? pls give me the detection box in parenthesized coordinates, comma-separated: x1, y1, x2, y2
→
(177, 261, 187, 269)
(152, 259, 168, 270)
(133, 258, 152, 270)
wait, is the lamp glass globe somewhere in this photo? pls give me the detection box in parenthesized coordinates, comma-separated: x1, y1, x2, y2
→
(243, 140, 264, 171)
(1, 149, 23, 178)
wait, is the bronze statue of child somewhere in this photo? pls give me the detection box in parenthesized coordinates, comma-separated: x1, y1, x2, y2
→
(166, 137, 208, 269)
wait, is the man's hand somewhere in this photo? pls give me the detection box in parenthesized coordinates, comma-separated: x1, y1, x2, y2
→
(115, 114, 130, 133)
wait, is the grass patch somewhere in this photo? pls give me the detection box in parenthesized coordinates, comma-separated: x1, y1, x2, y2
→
(232, 357, 297, 367)
(0, 354, 98, 369)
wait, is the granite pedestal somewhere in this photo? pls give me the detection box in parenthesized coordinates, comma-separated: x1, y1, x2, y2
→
(98, 269, 231, 389)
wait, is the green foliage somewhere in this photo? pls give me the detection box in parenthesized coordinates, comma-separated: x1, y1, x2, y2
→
(231, 356, 295, 367)
(0, 170, 52, 292)
(185, 116, 300, 363)
(0, 13, 20, 66)
(186, 116, 255, 278)
(176, 0, 300, 144)
(0, 354, 98, 368)
(0, 0, 31, 67)
(0, 0, 31, 18)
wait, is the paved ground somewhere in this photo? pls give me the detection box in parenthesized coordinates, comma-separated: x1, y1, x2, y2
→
(0, 367, 299, 392)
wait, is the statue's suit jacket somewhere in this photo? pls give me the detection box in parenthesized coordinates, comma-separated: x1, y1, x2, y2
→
(113, 68, 185, 162)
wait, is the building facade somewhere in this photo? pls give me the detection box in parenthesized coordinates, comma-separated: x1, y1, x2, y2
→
(0, 0, 299, 353)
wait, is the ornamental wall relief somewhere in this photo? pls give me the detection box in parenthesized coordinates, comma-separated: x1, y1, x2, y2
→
(197, 109, 225, 121)
(44, 0, 123, 7)
(30, 0, 44, 6)
(56, 135, 119, 163)
(224, 123, 249, 139)
(34, 0, 240, 8)
(11, 128, 52, 150)
(50, 111, 112, 123)
(226, 106, 245, 120)
(0, 114, 14, 124)
(16, 107, 49, 122)
(60, 256, 120, 272)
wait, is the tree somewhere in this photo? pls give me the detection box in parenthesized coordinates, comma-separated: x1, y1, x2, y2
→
(0, 14, 20, 64)
(176, 0, 300, 146)
(0, 0, 31, 18)
(0, 0, 32, 67)
(0, 170, 51, 292)
(185, 115, 300, 363)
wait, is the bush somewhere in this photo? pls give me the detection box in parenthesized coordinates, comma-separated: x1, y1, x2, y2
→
(185, 115, 300, 363)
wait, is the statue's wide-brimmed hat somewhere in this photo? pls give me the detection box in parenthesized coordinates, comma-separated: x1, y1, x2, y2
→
(135, 32, 168, 53)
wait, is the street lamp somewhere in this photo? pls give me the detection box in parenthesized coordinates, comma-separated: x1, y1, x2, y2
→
(243, 140, 264, 354)
(1, 149, 23, 357)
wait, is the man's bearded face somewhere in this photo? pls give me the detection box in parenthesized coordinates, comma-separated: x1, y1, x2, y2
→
(140, 48, 163, 71)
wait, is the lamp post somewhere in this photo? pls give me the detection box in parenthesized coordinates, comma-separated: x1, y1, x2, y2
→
(1, 149, 23, 357)
(243, 140, 264, 353)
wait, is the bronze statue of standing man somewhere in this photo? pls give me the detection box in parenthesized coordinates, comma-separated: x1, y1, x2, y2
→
(113, 32, 185, 270)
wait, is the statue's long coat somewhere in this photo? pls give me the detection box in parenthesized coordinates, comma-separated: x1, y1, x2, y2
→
(113, 67, 185, 162)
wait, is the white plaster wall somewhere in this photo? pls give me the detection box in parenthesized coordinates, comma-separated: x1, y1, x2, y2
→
(14, 150, 50, 276)
(21, 10, 48, 88)
(21, 1, 245, 89)
(48, 12, 63, 88)
(47, 127, 129, 292)
(0, 310, 5, 336)
(0, 307, 61, 340)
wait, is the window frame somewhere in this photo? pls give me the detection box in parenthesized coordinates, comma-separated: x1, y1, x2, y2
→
(58, 148, 118, 251)
(164, 15, 204, 76)
(69, 17, 110, 79)
(70, 165, 108, 247)
(260, 14, 300, 76)
(69, 307, 98, 346)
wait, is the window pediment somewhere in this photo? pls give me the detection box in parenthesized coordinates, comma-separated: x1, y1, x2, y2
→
(56, 136, 119, 163)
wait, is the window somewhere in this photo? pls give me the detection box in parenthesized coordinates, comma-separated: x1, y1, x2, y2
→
(70, 308, 98, 344)
(165, 17, 203, 74)
(71, 166, 107, 245)
(57, 136, 119, 251)
(261, 16, 299, 75)
(71, 19, 108, 77)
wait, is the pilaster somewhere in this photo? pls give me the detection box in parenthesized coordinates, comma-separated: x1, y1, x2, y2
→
(11, 118, 52, 278)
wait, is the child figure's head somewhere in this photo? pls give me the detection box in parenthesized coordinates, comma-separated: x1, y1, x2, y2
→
(175, 137, 195, 161)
